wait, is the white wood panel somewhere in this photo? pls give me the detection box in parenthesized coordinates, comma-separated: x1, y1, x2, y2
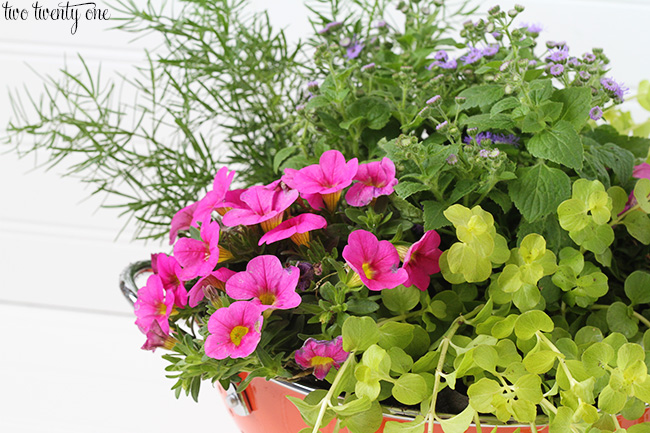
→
(0, 303, 240, 433)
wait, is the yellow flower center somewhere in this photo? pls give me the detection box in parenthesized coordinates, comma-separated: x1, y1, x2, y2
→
(230, 325, 249, 346)
(362, 262, 374, 280)
(157, 302, 167, 316)
(258, 292, 277, 306)
(310, 356, 334, 367)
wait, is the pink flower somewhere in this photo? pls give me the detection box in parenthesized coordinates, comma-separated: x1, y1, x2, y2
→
(155, 253, 188, 307)
(169, 201, 199, 245)
(634, 162, 650, 179)
(258, 213, 327, 247)
(187, 268, 237, 308)
(283, 168, 326, 211)
(222, 185, 299, 232)
(173, 220, 221, 279)
(192, 167, 237, 225)
(403, 231, 443, 291)
(342, 230, 408, 291)
(205, 301, 264, 359)
(345, 157, 399, 207)
(226, 255, 301, 311)
(285, 150, 358, 211)
(134, 274, 175, 334)
(295, 336, 349, 380)
(141, 320, 177, 352)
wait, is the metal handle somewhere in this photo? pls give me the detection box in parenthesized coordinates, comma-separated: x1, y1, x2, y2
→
(119, 260, 153, 305)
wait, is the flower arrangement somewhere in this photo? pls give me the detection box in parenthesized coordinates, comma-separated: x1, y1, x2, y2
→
(6, 0, 650, 432)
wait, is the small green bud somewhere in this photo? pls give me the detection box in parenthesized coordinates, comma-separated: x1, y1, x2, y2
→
(514, 4, 525, 12)
(488, 5, 500, 15)
(486, 22, 495, 33)
(593, 47, 604, 54)
(507, 9, 518, 17)
(504, 84, 514, 95)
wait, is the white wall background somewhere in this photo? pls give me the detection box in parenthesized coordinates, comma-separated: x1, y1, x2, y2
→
(0, 0, 648, 432)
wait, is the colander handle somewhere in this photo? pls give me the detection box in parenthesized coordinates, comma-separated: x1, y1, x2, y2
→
(119, 260, 152, 305)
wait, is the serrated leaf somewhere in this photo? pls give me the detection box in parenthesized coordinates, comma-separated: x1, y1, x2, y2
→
(458, 84, 505, 110)
(423, 200, 451, 230)
(462, 113, 515, 130)
(551, 87, 592, 131)
(491, 96, 520, 115)
(526, 121, 583, 170)
(394, 181, 430, 199)
(509, 164, 571, 222)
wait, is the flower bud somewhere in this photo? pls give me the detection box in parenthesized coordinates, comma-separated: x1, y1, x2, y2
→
(426, 95, 442, 105)
(488, 5, 500, 15)
(454, 96, 466, 104)
(306, 81, 319, 92)
(514, 4, 525, 12)
(507, 8, 518, 17)
(504, 84, 514, 94)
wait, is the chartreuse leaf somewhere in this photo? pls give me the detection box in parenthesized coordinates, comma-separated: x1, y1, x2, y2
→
(629, 423, 650, 433)
(388, 347, 413, 375)
(549, 406, 574, 433)
(623, 211, 650, 244)
(468, 378, 502, 413)
(438, 405, 476, 433)
(526, 120, 583, 170)
(599, 384, 627, 414)
(379, 322, 415, 350)
(635, 178, 650, 212)
(384, 415, 426, 433)
(343, 316, 380, 352)
(609, 186, 629, 216)
(382, 285, 421, 314)
(509, 163, 571, 222)
(355, 345, 391, 401)
(625, 271, 650, 305)
(330, 396, 372, 417)
(523, 350, 558, 374)
(515, 310, 554, 340)
(340, 400, 384, 433)
(392, 373, 428, 405)
(607, 302, 639, 339)
(582, 342, 615, 377)
(288, 391, 334, 427)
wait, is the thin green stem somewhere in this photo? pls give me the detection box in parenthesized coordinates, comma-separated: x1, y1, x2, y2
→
(311, 354, 354, 433)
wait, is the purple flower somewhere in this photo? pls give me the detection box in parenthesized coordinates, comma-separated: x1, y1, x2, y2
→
(546, 47, 569, 63)
(601, 77, 629, 101)
(479, 149, 489, 158)
(374, 20, 387, 28)
(590, 106, 603, 121)
(567, 57, 581, 68)
(361, 62, 376, 72)
(583, 52, 596, 63)
(434, 50, 449, 61)
(461, 47, 483, 65)
(426, 95, 441, 105)
(549, 64, 564, 76)
(463, 131, 520, 147)
(446, 154, 458, 165)
(347, 39, 364, 59)
(318, 21, 342, 34)
(482, 44, 499, 57)
(306, 81, 319, 92)
(429, 58, 457, 70)
(296, 262, 315, 291)
(528, 60, 538, 67)
(579, 71, 591, 81)
(520, 22, 543, 33)
(436, 120, 448, 131)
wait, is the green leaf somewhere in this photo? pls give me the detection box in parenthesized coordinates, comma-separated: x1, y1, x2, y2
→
(625, 271, 650, 305)
(390, 196, 424, 223)
(582, 342, 615, 377)
(623, 211, 650, 244)
(629, 423, 650, 433)
(458, 85, 505, 110)
(343, 316, 380, 352)
(347, 97, 392, 130)
(273, 147, 300, 173)
(529, 79, 553, 104)
(388, 347, 414, 375)
(551, 87, 592, 131)
(378, 322, 415, 350)
(340, 400, 384, 433)
(598, 385, 627, 414)
(305, 95, 331, 110)
(392, 373, 429, 405)
(468, 378, 502, 412)
(395, 181, 430, 199)
(330, 396, 372, 417)
(491, 96, 520, 115)
(384, 415, 426, 433)
(515, 310, 554, 340)
(509, 164, 571, 222)
(287, 395, 332, 427)
(521, 110, 546, 133)
(439, 405, 476, 433)
(523, 350, 558, 374)
(639, 80, 650, 111)
(607, 302, 639, 339)
(382, 285, 421, 313)
(635, 178, 650, 213)
(526, 121, 583, 170)
(423, 200, 452, 230)
(590, 143, 635, 183)
(346, 298, 380, 314)
(462, 113, 515, 130)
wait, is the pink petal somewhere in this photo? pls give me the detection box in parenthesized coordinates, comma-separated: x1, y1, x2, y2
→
(633, 163, 650, 180)
(169, 202, 199, 245)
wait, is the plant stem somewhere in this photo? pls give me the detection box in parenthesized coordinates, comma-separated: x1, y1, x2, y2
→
(540, 398, 558, 415)
(311, 354, 354, 433)
(378, 308, 426, 324)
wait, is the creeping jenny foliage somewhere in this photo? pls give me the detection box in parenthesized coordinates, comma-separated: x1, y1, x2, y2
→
(6, 0, 650, 432)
